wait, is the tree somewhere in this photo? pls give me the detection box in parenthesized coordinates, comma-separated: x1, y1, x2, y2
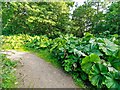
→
(105, 1, 120, 34)
(93, 1, 120, 36)
(72, 0, 119, 37)
(2, 1, 74, 37)
(72, 2, 96, 37)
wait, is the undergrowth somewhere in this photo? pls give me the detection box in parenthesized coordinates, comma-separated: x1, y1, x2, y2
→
(0, 54, 17, 88)
(1, 33, 120, 88)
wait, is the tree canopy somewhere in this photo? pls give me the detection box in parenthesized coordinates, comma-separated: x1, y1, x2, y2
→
(2, 1, 119, 37)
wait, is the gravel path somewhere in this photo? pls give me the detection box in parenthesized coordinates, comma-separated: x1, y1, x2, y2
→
(1, 50, 78, 88)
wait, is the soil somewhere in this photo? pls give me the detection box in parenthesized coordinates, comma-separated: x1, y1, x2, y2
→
(1, 50, 78, 88)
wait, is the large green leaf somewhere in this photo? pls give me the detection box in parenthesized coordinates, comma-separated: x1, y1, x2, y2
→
(105, 39, 117, 49)
(108, 56, 120, 71)
(81, 54, 100, 74)
(89, 63, 108, 88)
(104, 72, 120, 89)
(110, 59, 120, 71)
(63, 59, 73, 72)
(98, 38, 118, 56)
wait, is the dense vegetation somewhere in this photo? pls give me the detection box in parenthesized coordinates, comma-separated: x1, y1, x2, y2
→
(0, 54, 17, 88)
(1, 0, 120, 89)
(2, 1, 119, 37)
(1, 33, 120, 88)
(72, 1, 120, 37)
(2, 2, 73, 38)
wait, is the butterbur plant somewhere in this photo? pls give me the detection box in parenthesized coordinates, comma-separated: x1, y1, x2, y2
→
(81, 54, 101, 74)
(89, 63, 108, 88)
(49, 33, 120, 88)
(104, 71, 120, 89)
(1, 33, 120, 88)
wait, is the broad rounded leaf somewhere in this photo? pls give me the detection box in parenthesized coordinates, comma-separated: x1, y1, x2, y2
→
(98, 38, 118, 56)
(110, 59, 120, 71)
(89, 63, 108, 87)
(104, 72, 120, 88)
(81, 53, 100, 74)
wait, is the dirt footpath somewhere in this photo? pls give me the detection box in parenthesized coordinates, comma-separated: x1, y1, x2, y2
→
(1, 50, 78, 88)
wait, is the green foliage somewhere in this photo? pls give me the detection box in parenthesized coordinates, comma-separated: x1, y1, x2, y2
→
(24, 35, 52, 49)
(2, 2, 73, 37)
(2, 33, 119, 88)
(98, 38, 118, 56)
(89, 63, 108, 88)
(1, 34, 52, 50)
(2, 34, 27, 49)
(93, 1, 120, 35)
(1, 32, 119, 89)
(72, 2, 96, 37)
(105, 1, 120, 34)
(49, 33, 120, 88)
(1, 0, 119, 88)
(72, 1, 120, 37)
(81, 54, 100, 74)
(2, 1, 119, 38)
(0, 54, 17, 88)
(104, 72, 120, 88)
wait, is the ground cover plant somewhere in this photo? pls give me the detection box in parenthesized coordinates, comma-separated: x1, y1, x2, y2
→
(0, 54, 17, 88)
